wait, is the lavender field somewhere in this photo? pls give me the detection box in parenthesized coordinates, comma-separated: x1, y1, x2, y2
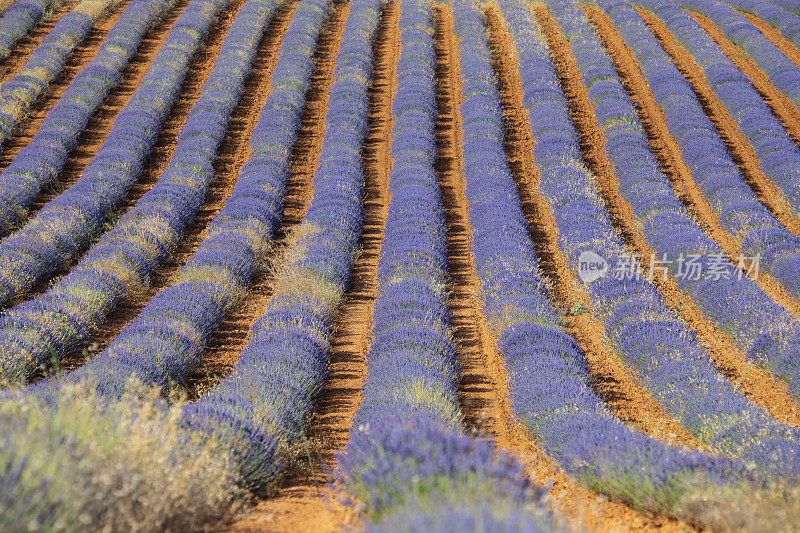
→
(1, 0, 800, 530)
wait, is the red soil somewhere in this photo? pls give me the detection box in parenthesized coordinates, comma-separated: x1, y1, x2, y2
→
(532, 5, 705, 447)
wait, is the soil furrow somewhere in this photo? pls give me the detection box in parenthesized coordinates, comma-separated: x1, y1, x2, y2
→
(586, 5, 800, 324)
(56, 0, 254, 370)
(0, 0, 79, 83)
(0, 4, 131, 157)
(690, 10, 800, 152)
(0, 2, 129, 191)
(538, 5, 800, 428)
(432, 5, 692, 531)
(640, 8, 800, 238)
(533, 6, 704, 446)
(227, 3, 389, 532)
(190, 0, 348, 397)
(304, 0, 398, 462)
(14, 0, 190, 217)
(0, 0, 130, 170)
(434, 4, 504, 439)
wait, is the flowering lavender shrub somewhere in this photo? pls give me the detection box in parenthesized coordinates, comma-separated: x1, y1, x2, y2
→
(0, 0, 228, 311)
(596, 0, 800, 401)
(0, 0, 124, 147)
(4, 0, 290, 393)
(449, 0, 759, 516)
(768, 0, 800, 16)
(181, 0, 384, 491)
(626, 0, 800, 295)
(0, 382, 241, 531)
(0, 0, 248, 384)
(721, 0, 800, 48)
(529, 0, 800, 474)
(0, 0, 177, 236)
(0, 0, 53, 62)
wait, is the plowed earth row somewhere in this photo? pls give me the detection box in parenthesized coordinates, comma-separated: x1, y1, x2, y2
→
(6, 0, 800, 531)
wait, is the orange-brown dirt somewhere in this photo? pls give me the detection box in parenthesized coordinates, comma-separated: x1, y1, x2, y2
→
(3, 0, 189, 310)
(435, 3, 505, 439)
(640, 8, 800, 238)
(12, 0, 190, 220)
(224, 1, 400, 530)
(582, 6, 800, 427)
(532, 5, 704, 446)
(430, 4, 693, 531)
(0, 0, 129, 161)
(0, 0, 79, 83)
(304, 0, 398, 463)
(693, 9, 800, 153)
(586, 5, 800, 324)
(234, 3, 400, 531)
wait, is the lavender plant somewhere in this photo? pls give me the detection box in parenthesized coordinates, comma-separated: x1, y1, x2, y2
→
(631, 0, 800, 264)
(0, 0, 54, 61)
(449, 0, 758, 518)
(0, 0, 178, 235)
(0, 0, 245, 384)
(0, 0, 126, 147)
(663, 0, 800, 221)
(0, 0, 228, 310)
(27, 0, 291, 397)
(513, 0, 800, 476)
(181, 0, 384, 491)
(595, 0, 800, 402)
(336, 2, 558, 529)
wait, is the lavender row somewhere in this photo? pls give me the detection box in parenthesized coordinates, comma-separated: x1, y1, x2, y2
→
(596, 0, 800, 401)
(722, 0, 800, 47)
(0, 0, 124, 146)
(0, 0, 52, 61)
(182, 0, 383, 491)
(667, 0, 800, 219)
(452, 0, 748, 516)
(0, 0, 233, 384)
(629, 0, 800, 302)
(0, 0, 228, 311)
(32, 0, 328, 409)
(768, 0, 800, 15)
(336, 2, 555, 529)
(540, 0, 800, 475)
(0, 0, 178, 236)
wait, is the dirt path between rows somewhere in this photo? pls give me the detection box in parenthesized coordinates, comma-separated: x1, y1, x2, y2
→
(54, 0, 253, 370)
(16, 0, 189, 218)
(305, 0, 398, 466)
(586, 5, 800, 322)
(189, 0, 345, 394)
(640, 8, 800, 238)
(532, 6, 705, 446)
(235, 4, 402, 532)
(739, 9, 800, 71)
(3, 0, 189, 311)
(583, 5, 800, 427)
(432, 4, 692, 531)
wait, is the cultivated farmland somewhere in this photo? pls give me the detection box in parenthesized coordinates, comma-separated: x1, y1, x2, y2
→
(2, 0, 800, 530)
